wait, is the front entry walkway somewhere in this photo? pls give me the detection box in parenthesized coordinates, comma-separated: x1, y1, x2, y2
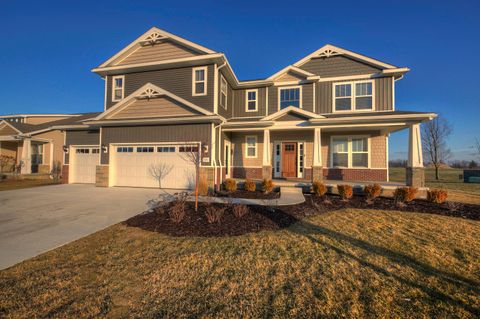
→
(0, 184, 163, 270)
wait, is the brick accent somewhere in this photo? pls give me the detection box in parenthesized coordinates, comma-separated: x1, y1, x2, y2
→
(311, 166, 323, 181)
(232, 167, 262, 179)
(323, 168, 388, 182)
(38, 164, 50, 174)
(61, 165, 69, 184)
(262, 166, 272, 179)
(406, 167, 425, 187)
(95, 165, 109, 187)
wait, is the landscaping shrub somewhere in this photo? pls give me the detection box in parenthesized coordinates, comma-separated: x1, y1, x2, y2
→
(169, 192, 187, 223)
(427, 189, 448, 204)
(312, 181, 327, 197)
(364, 184, 382, 201)
(262, 179, 274, 193)
(223, 178, 237, 192)
(232, 204, 249, 218)
(204, 203, 226, 223)
(393, 187, 418, 203)
(337, 184, 353, 200)
(244, 179, 256, 192)
(198, 177, 209, 196)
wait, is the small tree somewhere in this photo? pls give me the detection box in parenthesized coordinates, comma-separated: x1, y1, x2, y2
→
(50, 161, 62, 183)
(148, 162, 174, 188)
(468, 160, 478, 169)
(475, 138, 480, 160)
(0, 155, 15, 173)
(422, 117, 452, 180)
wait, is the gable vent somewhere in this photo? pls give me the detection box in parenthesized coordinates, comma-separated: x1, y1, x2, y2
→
(314, 49, 341, 58)
(140, 32, 168, 46)
(136, 88, 164, 100)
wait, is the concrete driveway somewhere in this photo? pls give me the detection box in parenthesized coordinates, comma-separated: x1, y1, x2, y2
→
(0, 184, 164, 270)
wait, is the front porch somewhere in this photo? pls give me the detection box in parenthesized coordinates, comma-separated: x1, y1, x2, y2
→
(0, 137, 52, 174)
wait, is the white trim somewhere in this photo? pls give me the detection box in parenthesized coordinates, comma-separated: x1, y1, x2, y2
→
(262, 105, 323, 121)
(224, 140, 231, 178)
(297, 141, 305, 178)
(267, 65, 317, 81)
(245, 135, 257, 158)
(111, 75, 125, 102)
(277, 85, 302, 111)
(97, 27, 216, 69)
(213, 64, 219, 114)
(332, 80, 375, 113)
(245, 89, 258, 112)
(386, 134, 390, 181)
(313, 82, 316, 113)
(265, 86, 269, 116)
(392, 77, 395, 111)
(192, 66, 208, 96)
(293, 44, 398, 69)
(220, 74, 228, 109)
(95, 82, 213, 121)
(329, 135, 370, 169)
(103, 76, 108, 111)
(0, 120, 22, 134)
(273, 142, 282, 178)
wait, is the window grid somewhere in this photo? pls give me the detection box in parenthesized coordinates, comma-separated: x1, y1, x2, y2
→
(112, 76, 124, 102)
(245, 136, 257, 158)
(279, 87, 301, 109)
(334, 81, 373, 112)
(192, 67, 207, 96)
(331, 137, 369, 168)
(246, 89, 258, 112)
(220, 75, 228, 109)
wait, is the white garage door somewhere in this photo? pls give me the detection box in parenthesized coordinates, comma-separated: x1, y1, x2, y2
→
(70, 147, 100, 184)
(112, 145, 196, 189)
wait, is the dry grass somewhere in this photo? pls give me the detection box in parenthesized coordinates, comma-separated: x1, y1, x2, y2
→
(0, 179, 59, 191)
(0, 209, 479, 318)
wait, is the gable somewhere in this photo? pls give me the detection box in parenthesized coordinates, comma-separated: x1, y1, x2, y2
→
(299, 55, 381, 78)
(116, 40, 199, 66)
(276, 71, 306, 82)
(0, 123, 19, 136)
(108, 96, 202, 120)
(276, 111, 310, 121)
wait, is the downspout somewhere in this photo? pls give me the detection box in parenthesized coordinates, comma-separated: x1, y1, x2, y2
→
(214, 61, 227, 188)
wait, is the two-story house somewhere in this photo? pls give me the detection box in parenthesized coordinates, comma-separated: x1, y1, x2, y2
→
(59, 27, 435, 189)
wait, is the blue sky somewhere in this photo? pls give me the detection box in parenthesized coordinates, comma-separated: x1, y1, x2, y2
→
(1, 0, 479, 161)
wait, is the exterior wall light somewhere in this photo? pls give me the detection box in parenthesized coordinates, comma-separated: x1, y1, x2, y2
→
(102, 144, 108, 153)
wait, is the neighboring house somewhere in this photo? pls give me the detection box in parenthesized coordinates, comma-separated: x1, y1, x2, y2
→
(32, 26, 436, 189)
(0, 113, 99, 174)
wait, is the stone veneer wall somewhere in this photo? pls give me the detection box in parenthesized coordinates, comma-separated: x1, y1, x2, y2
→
(38, 164, 50, 174)
(61, 165, 69, 184)
(95, 165, 109, 187)
(199, 166, 215, 190)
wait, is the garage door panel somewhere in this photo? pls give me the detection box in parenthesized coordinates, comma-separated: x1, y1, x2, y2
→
(113, 145, 196, 189)
(71, 147, 100, 184)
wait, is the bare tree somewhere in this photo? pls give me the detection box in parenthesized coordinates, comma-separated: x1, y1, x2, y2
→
(0, 155, 15, 173)
(181, 143, 203, 212)
(148, 162, 174, 189)
(50, 160, 62, 183)
(422, 117, 453, 180)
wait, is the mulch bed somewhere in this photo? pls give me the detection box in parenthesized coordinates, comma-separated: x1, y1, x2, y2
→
(124, 195, 480, 237)
(215, 190, 280, 199)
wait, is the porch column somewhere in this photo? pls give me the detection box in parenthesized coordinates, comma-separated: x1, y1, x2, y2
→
(262, 129, 272, 179)
(312, 127, 323, 181)
(21, 138, 32, 174)
(406, 123, 425, 187)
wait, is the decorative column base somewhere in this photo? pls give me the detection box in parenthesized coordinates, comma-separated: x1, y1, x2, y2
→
(312, 166, 324, 182)
(95, 165, 109, 187)
(406, 167, 425, 188)
(199, 167, 215, 190)
(38, 164, 51, 174)
(262, 165, 272, 180)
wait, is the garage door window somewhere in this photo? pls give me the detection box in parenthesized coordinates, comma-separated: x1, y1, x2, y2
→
(76, 148, 90, 154)
(179, 146, 199, 152)
(137, 147, 154, 153)
(117, 147, 133, 153)
(158, 146, 176, 153)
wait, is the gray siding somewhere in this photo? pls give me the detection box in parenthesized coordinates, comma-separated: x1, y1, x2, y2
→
(105, 65, 215, 112)
(316, 77, 394, 114)
(299, 55, 381, 77)
(232, 87, 267, 118)
(101, 124, 212, 165)
(65, 130, 100, 164)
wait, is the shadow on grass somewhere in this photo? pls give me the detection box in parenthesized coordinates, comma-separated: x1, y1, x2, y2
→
(287, 218, 480, 316)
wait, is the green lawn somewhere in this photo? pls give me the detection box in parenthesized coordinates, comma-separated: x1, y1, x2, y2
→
(390, 167, 480, 194)
(1, 209, 479, 318)
(0, 178, 60, 191)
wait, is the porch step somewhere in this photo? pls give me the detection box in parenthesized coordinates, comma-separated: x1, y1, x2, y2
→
(279, 187, 305, 205)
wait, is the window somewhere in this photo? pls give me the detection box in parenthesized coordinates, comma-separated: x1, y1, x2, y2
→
(279, 87, 301, 109)
(299, 143, 304, 174)
(334, 80, 373, 111)
(92, 148, 100, 154)
(157, 146, 176, 153)
(112, 76, 125, 102)
(117, 147, 133, 153)
(179, 146, 199, 152)
(245, 89, 258, 112)
(245, 135, 257, 158)
(331, 136, 369, 168)
(137, 147, 154, 153)
(192, 67, 207, 96)
(220, 75, 228, 109)
(76, 148, 90, 154)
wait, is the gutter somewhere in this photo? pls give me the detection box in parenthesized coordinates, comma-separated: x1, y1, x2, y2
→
(84, 115, 225, 126)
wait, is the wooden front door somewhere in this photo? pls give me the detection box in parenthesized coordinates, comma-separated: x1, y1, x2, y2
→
(282, 142, 297, 177)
